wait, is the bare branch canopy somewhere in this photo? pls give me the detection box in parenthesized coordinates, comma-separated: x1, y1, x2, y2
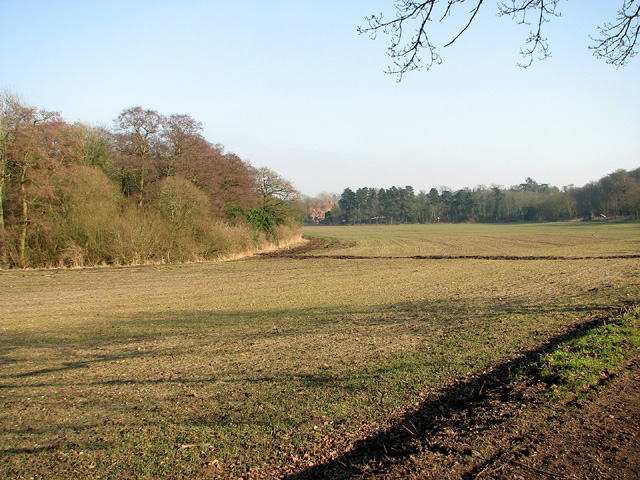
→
(358, 0, 640, 79)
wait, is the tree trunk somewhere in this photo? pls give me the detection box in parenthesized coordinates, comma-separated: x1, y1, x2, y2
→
(138, 165, 145, 208)
(0, 155, 5, 266)
(0, 110, 5, 265)
(0, 169, 6, 266)
(19, 162, 28, 267)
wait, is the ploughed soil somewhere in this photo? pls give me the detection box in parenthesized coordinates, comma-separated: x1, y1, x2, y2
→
(271, 356, 640, 480)
(256, 237, 330, 257)
(491, 360, 640, 480)
(254, 238, 640, 479)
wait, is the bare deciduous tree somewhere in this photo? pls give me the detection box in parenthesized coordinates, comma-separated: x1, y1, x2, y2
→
(162, 113, 203, 177)
(256, 167, 299, 213)
(113, 107, 163, 206)
(359, 0, 639, 79)
(253, 167, 302, 227)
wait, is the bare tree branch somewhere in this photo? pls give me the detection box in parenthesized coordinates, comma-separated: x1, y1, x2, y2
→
(358, 1, 442, 80)
(444, 0, 485, 47)
(497, 0, 561, 67)
(590, 0, 640, 66)
(359, 1, 638, 79)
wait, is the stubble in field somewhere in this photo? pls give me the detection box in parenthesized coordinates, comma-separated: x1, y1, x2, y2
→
(1, 223, 638, 478)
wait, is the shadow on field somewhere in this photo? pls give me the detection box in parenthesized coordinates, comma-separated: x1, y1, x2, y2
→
(1, 295, 613, 387)
(0, 294, 628, 466)
(1, 352, 150, 380)
(283, 312, 618, 480)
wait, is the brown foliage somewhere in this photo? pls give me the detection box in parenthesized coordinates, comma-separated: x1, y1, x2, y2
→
(111, 107, 259, 215)
(0, 98, 296, 268)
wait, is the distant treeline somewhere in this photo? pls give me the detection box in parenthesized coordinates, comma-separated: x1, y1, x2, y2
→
(323, 171, 640, 224)
(0, 93, 302, 268)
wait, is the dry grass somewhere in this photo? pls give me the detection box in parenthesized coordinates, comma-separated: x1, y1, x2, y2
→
(1, 222, 639, 478)
(306, 222, 640, 257)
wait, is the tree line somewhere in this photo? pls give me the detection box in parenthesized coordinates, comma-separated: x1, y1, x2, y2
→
(0, 93, 302, 268)
(322, 171, 640, 225)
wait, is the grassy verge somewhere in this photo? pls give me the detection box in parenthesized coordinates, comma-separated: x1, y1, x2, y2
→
(536, 305, 640, 400)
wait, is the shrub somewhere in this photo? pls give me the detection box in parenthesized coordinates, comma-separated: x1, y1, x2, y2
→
(148, 175, 210, 230)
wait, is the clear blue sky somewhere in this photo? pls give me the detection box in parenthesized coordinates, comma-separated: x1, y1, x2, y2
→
(2, 1, 638, 196)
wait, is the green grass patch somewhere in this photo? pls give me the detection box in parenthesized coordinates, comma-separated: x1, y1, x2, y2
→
(538, 306, 640, 400)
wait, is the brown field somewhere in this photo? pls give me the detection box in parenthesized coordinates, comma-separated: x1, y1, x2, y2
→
(1, 222, 639, 479)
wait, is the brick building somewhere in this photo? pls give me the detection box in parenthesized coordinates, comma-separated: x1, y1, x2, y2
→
(307, 202, 335, 223)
